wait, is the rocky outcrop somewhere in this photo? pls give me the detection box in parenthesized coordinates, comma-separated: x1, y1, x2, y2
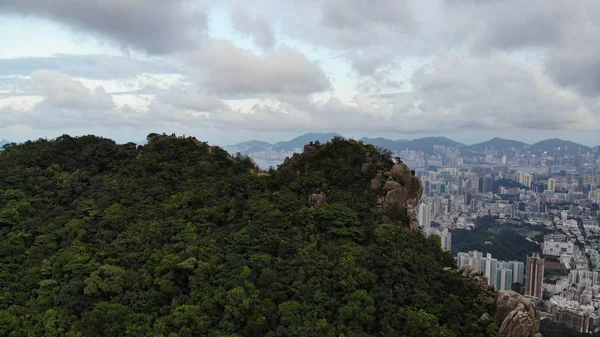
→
(371, 173, 384, 189)
(458, 275, 543, 337)
(494, 291, 542, 337)
(308, 193, 327, 207)
(460, 265, 489, 289)
(370, 163, 423, 230)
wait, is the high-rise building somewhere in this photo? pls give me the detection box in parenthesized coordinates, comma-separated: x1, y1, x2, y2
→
(431, 228, 452, 252)
(547, 178, 556, 192)
(418, 203, 431, 233)
(516, 171, 533, 189)
(506, 260, 525, 284)
(496, 264, 514, 291)
(568, 270, 599, 286)
(525, 253, 544, 299)
(456, 251, 520, 290)
(442, 230, 452, 252)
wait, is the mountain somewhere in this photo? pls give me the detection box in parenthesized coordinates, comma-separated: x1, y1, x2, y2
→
(0, 139, 8, 148)
(402, 136, 465, 152)
(530, 138, 591, 155)
(225, 140, 274, 154)
(229, 139, 272, 150)
(468, 137, 528, 152)
(272, 132, 342, 151)
(0, 134, 501, 336)
(359, 137, 407, 150)
(226, 133, 342, 154)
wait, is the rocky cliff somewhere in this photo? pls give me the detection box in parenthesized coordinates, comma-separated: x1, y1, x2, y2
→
(462, 266, 543, 337)
(298, 139, 423, 230)
(370, 162, 423, 230)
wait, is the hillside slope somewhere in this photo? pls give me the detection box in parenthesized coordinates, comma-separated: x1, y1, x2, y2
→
(468, 137, 528, 152)
(530, 138, 591, 154)
(0, 134, 497, 337)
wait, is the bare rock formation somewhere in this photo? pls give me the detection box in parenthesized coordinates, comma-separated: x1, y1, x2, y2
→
(369, 163, 423, 231)
(383, 179, 401, 190)
(308, 193, 327, 207)
(459, 265, 489, 289)
(371, 173, 384, 190)
(494, 290, 542, 337)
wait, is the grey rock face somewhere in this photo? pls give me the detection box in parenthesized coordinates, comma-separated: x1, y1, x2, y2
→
(494, 290, 542, 337)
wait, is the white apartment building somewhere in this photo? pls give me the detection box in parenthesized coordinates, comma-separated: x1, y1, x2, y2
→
(456, 251, 524, 290)
(543, 239, 574, 257)
(418, 203, 431, 233)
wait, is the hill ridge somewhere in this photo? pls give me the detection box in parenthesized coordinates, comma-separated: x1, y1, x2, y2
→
(0, 133, 502, 336)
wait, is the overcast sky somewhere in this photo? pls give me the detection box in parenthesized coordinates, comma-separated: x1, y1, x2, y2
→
(1, 0, 599, 146)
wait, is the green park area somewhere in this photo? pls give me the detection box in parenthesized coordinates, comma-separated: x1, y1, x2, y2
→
(451, 216, 552, 262)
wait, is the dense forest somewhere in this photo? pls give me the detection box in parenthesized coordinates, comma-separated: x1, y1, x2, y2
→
(0, 134, 498, 336)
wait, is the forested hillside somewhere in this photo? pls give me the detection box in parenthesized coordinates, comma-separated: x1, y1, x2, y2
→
(0, 134, 497, 337)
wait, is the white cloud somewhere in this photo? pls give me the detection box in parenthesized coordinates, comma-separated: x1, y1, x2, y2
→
(179, 40, 331, 97)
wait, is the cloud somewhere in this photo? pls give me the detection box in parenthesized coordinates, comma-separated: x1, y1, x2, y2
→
(214, 53, 600, 133)
(0, 0, 207, 54)
(441, 0, 600, 95)
(408, 53, 596, 130)
(31, 70, 115, 111)
(0, 71, 211, 130)
(149, 85, 229, 114)
(0, 54, 179, 80)
(231, 9, 276, 49)
(179, 40, 331, 97)
(319, 0, 419, 48)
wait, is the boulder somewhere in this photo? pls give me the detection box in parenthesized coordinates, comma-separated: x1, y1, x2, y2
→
(498, 303, 537, 337)
(494, 290, 541, 337)
(383, 187, 409, 208)
(370, 173, 384, 189)
(390, 163, 412, 187)
(384, 180, 401, 190)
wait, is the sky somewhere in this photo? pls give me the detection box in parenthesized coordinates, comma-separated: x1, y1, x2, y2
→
(0, 0, 600, 146)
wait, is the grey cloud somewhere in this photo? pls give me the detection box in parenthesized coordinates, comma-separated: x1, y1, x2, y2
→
(544, 7, 600, 96)
(231, 9, 276, 49)
(346, 51, 402, 92)
(179, 40, 331, 97)
(320, 0, 419, 48)
(348, 52, 389, 77)
(0, 54, 180, 80)
(443, 0, 568, 51)
(215, 53, 599, 133)
(442, 0, 600, 95)
(143, 102, 211, 128)
(409, 53, 593, 130)
(0, 0, 207, 54)
(152, 86, 228, 113)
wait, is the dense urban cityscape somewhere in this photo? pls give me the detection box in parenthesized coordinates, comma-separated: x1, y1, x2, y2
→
(230, 133, 600, 334)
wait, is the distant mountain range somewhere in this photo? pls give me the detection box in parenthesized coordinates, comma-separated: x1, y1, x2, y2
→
(226, 133, 597, 156)
(0, 139, 8, 148)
